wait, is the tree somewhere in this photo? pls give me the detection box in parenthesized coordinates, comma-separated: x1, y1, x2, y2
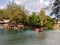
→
(21, 7, 30, 25)
(4, 2, 21, 21)
(51, 0, 60, 19)
(3, 2, 28, 24)
(45, 16, 55, 29)
(0, 9, 4, 19)
(30, 12, 39, 27)
(38, 9, 47, 27)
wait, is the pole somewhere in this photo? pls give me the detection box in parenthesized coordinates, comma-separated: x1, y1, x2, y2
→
(38, 0, 40, 11)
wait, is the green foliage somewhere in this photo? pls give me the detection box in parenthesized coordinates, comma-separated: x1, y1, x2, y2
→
(44, 16, 55, 30)
(29, 12, 39, 26)
(0, 2, 55, 30)
(51, 0, 60, 19)
(3, 2, 28, 23)
(0, 9, 4, 19)
(38, 9, 47, 27)
(44, 21, 53, 30)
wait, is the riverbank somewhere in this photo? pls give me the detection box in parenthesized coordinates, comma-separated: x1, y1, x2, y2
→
(0, 19, 59, 31)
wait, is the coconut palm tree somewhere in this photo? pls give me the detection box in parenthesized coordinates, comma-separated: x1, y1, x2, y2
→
(51, 0, 60, 19)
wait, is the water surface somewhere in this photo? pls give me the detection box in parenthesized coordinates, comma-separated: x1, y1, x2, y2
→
(0, 30, 60, 45)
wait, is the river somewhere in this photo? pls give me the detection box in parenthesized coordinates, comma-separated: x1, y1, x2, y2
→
(0, 30, 60, 45)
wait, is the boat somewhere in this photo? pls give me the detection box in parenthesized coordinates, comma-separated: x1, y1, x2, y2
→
(35, 28, 40, 33)
(35, 27, 44, 33)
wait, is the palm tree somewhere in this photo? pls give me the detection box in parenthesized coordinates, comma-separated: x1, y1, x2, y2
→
(51, 0, 60, 19)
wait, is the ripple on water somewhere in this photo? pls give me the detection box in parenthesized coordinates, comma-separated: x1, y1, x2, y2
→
(0, 30, 60, 45)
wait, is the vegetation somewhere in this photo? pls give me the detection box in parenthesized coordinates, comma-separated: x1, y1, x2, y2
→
(0, 2, 55, 30)
(51, 0, 60, 19)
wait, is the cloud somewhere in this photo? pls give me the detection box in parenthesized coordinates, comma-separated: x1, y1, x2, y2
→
(0, 0, 53, 14)
(14, 0, 51, 12)
(14, 0, 38, 12)
(0, 6, 4, 9)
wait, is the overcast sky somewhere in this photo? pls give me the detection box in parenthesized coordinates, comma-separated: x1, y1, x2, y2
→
(0, 0, 54, 14)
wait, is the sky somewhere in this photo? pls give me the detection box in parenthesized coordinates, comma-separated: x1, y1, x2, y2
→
(0, 0, 54, 15)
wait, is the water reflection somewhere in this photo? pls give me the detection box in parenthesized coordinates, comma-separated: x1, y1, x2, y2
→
(0, 30, 60, 45)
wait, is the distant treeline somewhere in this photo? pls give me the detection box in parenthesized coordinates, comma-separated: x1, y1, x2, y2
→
(0, 2, 57, 30)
